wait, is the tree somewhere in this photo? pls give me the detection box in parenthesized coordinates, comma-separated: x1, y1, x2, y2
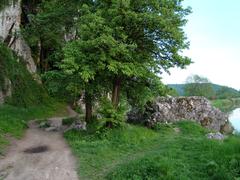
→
(61, 0, 192, 121)
(23, 0, 84, 72)
(184, 75, 215, 99)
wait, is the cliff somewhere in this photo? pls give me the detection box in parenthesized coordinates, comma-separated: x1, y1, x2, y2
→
(0, 0, 36, 73)
(0, 0, 39, 105)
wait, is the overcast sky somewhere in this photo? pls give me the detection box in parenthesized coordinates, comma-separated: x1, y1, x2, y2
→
(162, 0, 240, 90)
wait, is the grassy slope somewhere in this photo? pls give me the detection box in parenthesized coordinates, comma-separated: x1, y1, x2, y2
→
(0, 102, 67, 155)
(0, 43, 48, 107)
(65, 122, 240, 180)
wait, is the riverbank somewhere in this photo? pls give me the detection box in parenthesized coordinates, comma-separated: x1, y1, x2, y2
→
(212, 98, 240, 112)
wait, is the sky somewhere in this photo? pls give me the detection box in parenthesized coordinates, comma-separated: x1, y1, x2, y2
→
(162, 0, 240, 90)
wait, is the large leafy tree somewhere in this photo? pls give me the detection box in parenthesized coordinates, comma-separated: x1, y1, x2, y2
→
(61, 0, 192, 121)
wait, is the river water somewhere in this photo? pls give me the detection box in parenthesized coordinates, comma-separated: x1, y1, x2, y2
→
(229, 108, 240, 132)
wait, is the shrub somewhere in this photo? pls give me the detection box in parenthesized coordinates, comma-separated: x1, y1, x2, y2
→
(96, 98, 128, 129)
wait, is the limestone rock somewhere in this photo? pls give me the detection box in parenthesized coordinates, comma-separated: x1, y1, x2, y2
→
(128, 96, 233, 133)
(45, 127, 58, 132)
(0, 0, 36, 73)
(206, 132, 225, 140)
(47, 118, 63, 130)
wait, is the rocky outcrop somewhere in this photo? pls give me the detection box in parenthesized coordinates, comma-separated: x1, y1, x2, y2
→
(0, 0, 36, 73)
(128, 96, 232, 133)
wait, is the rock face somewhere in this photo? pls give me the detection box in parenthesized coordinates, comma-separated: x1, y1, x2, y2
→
(0, 0, 36, 73)
(128, 96, 232, 133)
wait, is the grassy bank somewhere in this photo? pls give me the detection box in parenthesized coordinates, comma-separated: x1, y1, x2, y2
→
(65, 122, 240, 180)
(212, 98, 240, 112)
(0, 102, 67, 155)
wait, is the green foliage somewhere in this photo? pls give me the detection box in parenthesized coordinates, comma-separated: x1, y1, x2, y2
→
(97, 98, 129, 129)
(0, 43, 48, 107)
(0, 0, 17, 11)
(59, 0, 191, 111)
(167, 87, 179, 97)
(22, 0, 79, 63)
(125, 76, 169, 109)
(168, 84, 186, 96)
(65, 122, 240, 179)
(42, 70, 82, 103)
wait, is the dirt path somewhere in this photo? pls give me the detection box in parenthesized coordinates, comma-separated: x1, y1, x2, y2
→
(0, 107, 79, 180)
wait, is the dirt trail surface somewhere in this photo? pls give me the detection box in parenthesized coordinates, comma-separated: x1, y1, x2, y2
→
(0, 107, 79, 180)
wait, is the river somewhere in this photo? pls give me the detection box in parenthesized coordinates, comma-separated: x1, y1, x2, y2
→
(229, 108, 240, 133)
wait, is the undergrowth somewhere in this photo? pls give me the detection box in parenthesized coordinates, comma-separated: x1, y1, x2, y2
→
(65, 121, 240, 180)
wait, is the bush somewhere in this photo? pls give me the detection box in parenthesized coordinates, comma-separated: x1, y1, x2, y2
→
(96, 98, 128, 129)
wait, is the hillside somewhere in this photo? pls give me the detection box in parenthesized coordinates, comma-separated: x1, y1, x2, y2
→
(168, 83, 240, 98)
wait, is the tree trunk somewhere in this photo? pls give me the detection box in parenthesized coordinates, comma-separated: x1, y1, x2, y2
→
(85, 93, 93, 122)
(112, 77, 121, 108)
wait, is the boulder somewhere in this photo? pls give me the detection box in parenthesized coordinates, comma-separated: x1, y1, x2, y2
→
(206, 132, 225, 140)
(128, 96, 232, 133)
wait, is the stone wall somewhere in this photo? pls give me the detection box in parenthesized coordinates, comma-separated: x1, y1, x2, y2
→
(128, 96, 232, 133)
(0, 0, 36, 73)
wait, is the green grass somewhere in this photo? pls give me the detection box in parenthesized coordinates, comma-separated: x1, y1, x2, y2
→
(65, 121, 240, 180)
(212, 98, 240, 112)
(0, 101, 67, 155)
